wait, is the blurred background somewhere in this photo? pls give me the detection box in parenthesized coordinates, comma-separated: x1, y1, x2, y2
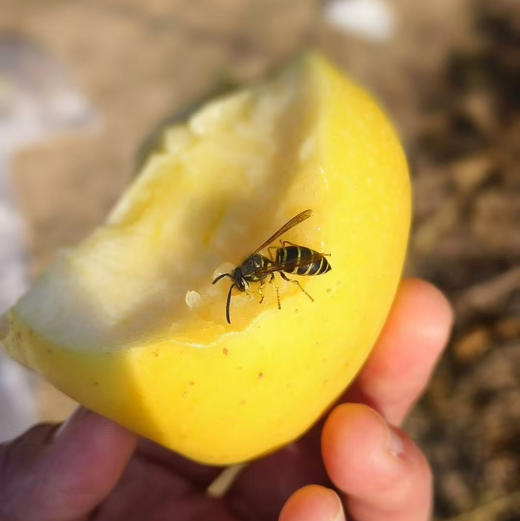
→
(0, 0, 519, 519)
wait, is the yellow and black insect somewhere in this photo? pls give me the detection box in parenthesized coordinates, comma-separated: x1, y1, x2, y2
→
(212, 209, 331, 323)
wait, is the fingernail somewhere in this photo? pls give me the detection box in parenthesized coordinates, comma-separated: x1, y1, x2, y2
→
(367, 406, 405, 458)
(53, 407, 90, 441)
(324, 488, 345, 521)
(387, 425, 405, 457)
(332, 492, 345, 521)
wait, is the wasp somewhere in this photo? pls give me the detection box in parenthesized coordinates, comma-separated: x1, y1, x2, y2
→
(212, 209, 331, 323)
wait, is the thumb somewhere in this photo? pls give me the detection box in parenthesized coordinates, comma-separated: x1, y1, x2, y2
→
(0, 407, 137, 521)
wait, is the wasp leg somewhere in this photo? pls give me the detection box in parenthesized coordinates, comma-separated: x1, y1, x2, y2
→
(268, 273, 281, 310)
(279, 272, 314, 302)
(258, 279, 266, 304)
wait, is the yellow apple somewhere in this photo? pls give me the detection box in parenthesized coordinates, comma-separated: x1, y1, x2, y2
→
(2, 53, 410, 464)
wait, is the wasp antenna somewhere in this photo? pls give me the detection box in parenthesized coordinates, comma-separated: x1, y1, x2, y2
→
(212, 272, 232, 285)
(226, 284, 236, 324)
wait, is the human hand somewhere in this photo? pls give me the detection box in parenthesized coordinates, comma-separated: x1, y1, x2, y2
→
(0, 278, 452, 521)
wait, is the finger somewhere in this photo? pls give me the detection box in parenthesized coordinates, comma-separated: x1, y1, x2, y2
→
(322, 403, 432, 521)
(346, 278, 453, 425)
(136, 438, 222, 488)
(227, 422, 329, 521)
(93, 455, 238, 521)
(0, 407, 137, 521)
(279, 485, 346, 521)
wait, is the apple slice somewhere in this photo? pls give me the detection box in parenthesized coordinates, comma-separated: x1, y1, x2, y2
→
(3, 53, 410, 464)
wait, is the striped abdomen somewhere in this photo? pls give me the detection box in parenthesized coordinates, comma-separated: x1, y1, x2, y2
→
(276, 246, 331, 276)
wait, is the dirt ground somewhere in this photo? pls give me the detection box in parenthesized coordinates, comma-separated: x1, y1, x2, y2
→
(1, 0, 519, 519)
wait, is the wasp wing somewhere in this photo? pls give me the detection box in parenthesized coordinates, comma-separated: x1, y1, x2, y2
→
(253, 209, 312, 254)
(252, 261, 286, 278)
(254, 249, 327, 278)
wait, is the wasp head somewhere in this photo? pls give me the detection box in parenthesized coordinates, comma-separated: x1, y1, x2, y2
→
(232, 267, 248, 292)
(212, 268, 245, 324)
